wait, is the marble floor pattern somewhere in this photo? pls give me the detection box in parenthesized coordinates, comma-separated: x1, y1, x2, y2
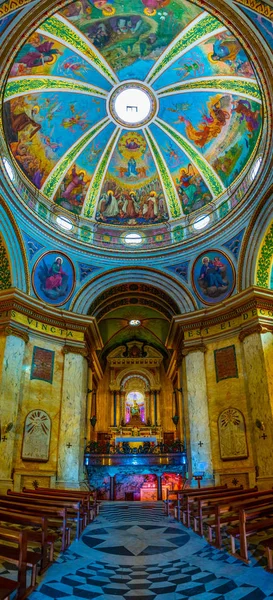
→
(14, 502, 273, 598)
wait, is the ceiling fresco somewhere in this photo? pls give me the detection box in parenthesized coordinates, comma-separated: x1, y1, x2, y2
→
(3, 0, 262, 228)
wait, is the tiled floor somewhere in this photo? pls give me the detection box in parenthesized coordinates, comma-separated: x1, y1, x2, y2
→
(7, 502, 273, 598)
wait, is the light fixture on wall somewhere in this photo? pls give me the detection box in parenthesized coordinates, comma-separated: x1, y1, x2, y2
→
(0, 422, 13, 442)
(90, 415, 97, 429)
(172, 415, 179, 428)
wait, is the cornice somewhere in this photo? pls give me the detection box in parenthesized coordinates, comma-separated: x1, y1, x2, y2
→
(238, 324, 273, 342)
(0, 288, 103, 350)
(63, 345, 88, 358)
(182, 344, 207, 356)
(4, 325, 29, 343)
(166, 286, 273, 349)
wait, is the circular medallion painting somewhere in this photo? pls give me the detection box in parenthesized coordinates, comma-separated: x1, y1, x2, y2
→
(32, 251, 75, 306)
(192, 249, 235, 305)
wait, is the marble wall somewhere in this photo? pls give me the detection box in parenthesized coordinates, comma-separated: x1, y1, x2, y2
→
(13, 335, 64, 481)
(204, 335, 255, 487)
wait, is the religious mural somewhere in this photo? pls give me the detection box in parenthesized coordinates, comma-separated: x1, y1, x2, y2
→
(96, 130, 168, 224)
(3, 0, 262, 224)
(192, 249, 235, 304)
(218, 407, 248, 460)
(22, 410, 51, 462)
(32, 251, 75, 306)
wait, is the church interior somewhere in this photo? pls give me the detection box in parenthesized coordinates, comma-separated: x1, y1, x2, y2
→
(0, 0, 273, 597)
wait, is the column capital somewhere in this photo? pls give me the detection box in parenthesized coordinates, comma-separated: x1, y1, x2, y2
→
(4, 325, 29, 344)
(182, 343, 207, 357)
(63, 344, 88, 358)
(239, 324, 272, 342)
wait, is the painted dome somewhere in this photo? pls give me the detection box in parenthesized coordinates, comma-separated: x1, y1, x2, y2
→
(3, 0, 262, 233)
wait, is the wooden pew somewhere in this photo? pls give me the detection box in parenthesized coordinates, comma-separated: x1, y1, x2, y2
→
(204, 490, 273, 548)
(260, 536, 273, 571)
(22, 487, 96, 521)
(180, 486, 245, 528)
(166, 485, 228, 519)
(0, 576, 19, 600)
(227, 503, 273, 562)
(0, 526, 30, 599)
(0, 510, 55, 572)
(174, 485, 229, 521)
(192, 486, 259, 536)
(0, 502, 69, 552)
(5, 492, 85, 540)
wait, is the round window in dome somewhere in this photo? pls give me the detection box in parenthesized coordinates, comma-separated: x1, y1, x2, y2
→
(124, 233, 143, 245)
(251, 156, 262, 181)
(193, 215, 210, 230)
(56, 216, 73, 231)
(3, 158, 14, 181)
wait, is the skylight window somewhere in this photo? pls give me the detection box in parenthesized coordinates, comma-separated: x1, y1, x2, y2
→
(3, 158, 14, 181)
(251, 156, 262, 181)
(193, 215, 210, 230)
(114, 88, 151, 125)
(124, 233, 143, 245)
(56, 216, 73, 231)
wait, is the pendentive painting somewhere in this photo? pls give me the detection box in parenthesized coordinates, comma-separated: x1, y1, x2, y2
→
(32, 251, 75, 306)
(192, 249, 235, 305)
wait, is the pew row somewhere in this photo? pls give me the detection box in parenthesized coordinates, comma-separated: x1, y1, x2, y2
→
(5, 492, 84, 541)
(0, 527, 34, 599)
(22, 487, 98, 519)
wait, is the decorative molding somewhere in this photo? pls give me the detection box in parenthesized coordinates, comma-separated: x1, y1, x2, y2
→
(4, 325, 29, 343)
(63, 344, 89, 358)
(256, 221, 273, 288)
(182, 344, 207, 356)
(235, 0, 273, 19)
(239, 324, 272, 341)
(0, 196, 30, 293)
(0, 0, 32, 19)
(0, 234, 12, 290)
(223, 229, 245, 262)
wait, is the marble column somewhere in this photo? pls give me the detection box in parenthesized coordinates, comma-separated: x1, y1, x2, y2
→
(145, 391, 150, 424)
(116, 391, 120, 426)
(157, 474, 162, 500)
(240, 328, 273, 484)
(86, 363, 93, 441)
(109, 475, 115, 501)
(150, 390, 154, 425)
(0, 328, 28, 492)
(120, 391, 125, 423)
(184, 346, 213, 481)
(57, 347, 88, 489)
(113, 391, 117, 427)
(154, 390, 158, 426)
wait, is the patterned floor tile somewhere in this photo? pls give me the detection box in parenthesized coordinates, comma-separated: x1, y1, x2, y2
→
(22, 502, 273, 600)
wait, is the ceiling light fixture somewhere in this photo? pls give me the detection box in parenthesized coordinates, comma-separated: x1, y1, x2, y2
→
(129, 319, 141, 326)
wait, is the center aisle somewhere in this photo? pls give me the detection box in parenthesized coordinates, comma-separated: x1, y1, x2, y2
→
(30, 501, 273, 599)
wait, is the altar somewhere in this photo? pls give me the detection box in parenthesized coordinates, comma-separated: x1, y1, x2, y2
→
(115, 436, 157, 444)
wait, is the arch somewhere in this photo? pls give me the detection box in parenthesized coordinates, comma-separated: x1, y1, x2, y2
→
(71, 267, 197, 315)
(121, 373, 150, 391)
(238, 186, 273, 290)
(116, 367, 158, 390)
(0, 195, 30, 293)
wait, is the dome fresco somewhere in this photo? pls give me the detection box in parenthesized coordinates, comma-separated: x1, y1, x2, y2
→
(3, 0, 262, 229)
